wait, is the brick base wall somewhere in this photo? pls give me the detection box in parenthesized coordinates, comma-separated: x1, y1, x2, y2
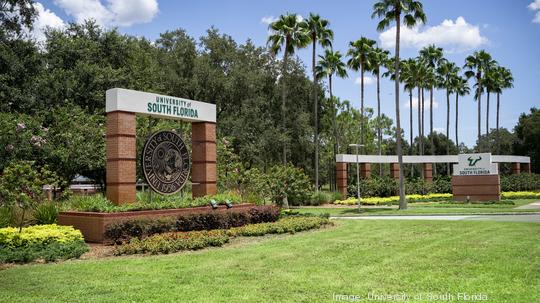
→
(452, 175, 500, 201)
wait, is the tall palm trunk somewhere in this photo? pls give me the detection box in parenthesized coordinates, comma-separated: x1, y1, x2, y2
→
(409, 89, 414, 178)
(417, 86, 421, 156)
(446, 89, 450, 174)
(360, 63, 365, 147)
(496, 92, 500, 155)
(330, 75, 337, 192)
(395, 12, 406, 210)
(476, 74, 482, 151)
(430, 87, 436, 176)
(486, 90, 490, 142)
(281, 45, 289, 165)
(420, 87, 425, 179)
(312, 38, 319, 192)
(455, 93, 459, 152)
(377, 70, 382, 176)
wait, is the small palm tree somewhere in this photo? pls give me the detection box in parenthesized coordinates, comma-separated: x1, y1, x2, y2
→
(463, 50, 494, 150)
(268, 13, 310, 165)
(449, 75, 470, 150)
(372, 0, 426, 210)
(304, 13, 333, 192)
(315, 49, 348, 190)
(347, 37, 376, 147)
(437, 59, 459, 172)
(368, 46, 390, 175)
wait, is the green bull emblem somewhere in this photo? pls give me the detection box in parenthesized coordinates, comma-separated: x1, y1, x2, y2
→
(467, 156, 482, 167)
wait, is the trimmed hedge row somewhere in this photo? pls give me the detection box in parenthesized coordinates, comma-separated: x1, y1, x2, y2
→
(105, 205, 280, 243)
(0, 224, 88, 263)
(113, 216, 332, 255)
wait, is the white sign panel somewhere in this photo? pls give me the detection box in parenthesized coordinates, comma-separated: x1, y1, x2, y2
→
(453, 153, 498, 176)
(106, 88, 216, 123)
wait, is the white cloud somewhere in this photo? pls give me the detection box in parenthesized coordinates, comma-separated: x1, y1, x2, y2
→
(355, 76, 375, 86)
(261, 16, 277, 25)
(403, 97, 439, 110)
(52, 0, 158, 27)
(28, 2, 65, 42)
(433, 127, 445, 134)
(379, 17, 488, 52)
(529, 0, 540, 23)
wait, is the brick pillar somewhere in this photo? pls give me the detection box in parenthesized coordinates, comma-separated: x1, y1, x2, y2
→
(511, 162, 521, 174)
(360, 163, 371, 178)
(336, 162, 348, 198)
(192, 122, 217, 197)
(106, 111, 136, 205)
(423, 163, 433, 182)
(522, 163, 531, 174)
(390, 163, 400, 180)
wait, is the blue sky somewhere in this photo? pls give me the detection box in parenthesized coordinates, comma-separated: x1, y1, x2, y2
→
(35, 0, 540, 148)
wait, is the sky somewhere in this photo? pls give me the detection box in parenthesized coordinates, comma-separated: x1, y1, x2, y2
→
(32, 0, 540, 148)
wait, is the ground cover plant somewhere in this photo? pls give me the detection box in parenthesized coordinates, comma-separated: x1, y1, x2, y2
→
(0, 220, 538, 302)
(0, 224, 88, 263)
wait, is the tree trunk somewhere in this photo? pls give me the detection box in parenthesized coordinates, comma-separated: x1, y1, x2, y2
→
(455, 93, 459, 152)
(395, 13, 406, 210)
(486, 91, 490, 140)
(409, 89, 414, 178)
(281, 48, 289, 165)
(377, 71, 382, 176)
(417, 86, 421, 156)
(360, 63, 365, 147)
(330, 75, 337, 192)
(496, 92, 500, 155)
(446, 89, 450, 174)
(312, 38, 319, 192)
(430, 86, 436, 176)
(421, 87, 425, 157)
(477, 73, 482, 151)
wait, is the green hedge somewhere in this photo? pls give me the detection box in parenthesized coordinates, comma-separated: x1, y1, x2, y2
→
(0, 224, 88, 263)
(501, 174, 540, 192)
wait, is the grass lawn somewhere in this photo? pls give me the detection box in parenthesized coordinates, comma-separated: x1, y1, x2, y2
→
(294, 199, 540, 217)
(1, 220, 539, 302)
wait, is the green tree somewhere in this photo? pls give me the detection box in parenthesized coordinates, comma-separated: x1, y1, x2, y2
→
(372, 0, 426, 209)
(0, 0, 37, 37)
(492, 66, 514, 154)
(436, 59, 459, 171)
(316, 50, 348, 190)
(267, 13, 310, 165)
(347, 37, 376, 147)
(449, 75, 470, 147)
(514, 108, 540, 173)
(464, 50, 495, 148)
(304, 13, 333, 192)
(368, 47, 390, 175)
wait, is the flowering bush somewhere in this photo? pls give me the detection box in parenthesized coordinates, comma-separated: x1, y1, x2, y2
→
(334, 193, 453, 206)
(502, 191, 540, 199)
(0, 224, 88, 263)
(227, 216, 332, 237)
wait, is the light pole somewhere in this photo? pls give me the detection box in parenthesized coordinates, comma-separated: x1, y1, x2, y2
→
(349, 143, 364, 211)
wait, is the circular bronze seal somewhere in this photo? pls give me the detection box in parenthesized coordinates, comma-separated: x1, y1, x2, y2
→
(142, 130, 190, 195)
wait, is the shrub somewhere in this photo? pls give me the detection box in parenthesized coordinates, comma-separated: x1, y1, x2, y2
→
(0, 224, 88, 263)
(502, 191, 540, 200)
(104, 205, 280, 243)
(334, 193, 453, 206)
(114, 216, 332, 256)
(0, 207, 13, 228)
(32, 202, 59, 224)
(114, 230, 230, 255)
(501, 173, 540, 192)
(308, 191, 342, 206)
(228, 216, 332, 237)
(268, 165, 312, 206)
(432, 176, 452, 193)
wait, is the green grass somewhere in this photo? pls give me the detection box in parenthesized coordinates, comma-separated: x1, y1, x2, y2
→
(1, 220, 539, 302)
(294, 199, 540, 217)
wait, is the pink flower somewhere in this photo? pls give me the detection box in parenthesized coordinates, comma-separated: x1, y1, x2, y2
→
(30, 135, 46, 148)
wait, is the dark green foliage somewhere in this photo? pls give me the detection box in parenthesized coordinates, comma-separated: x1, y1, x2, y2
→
(104, 205, 280, 243)
(514, 108, 540, 173)
(501, 173, 540, 192)
(0, 240, 89, 263)
(269, 165, 312, 205)
(348, 176, 453, 198)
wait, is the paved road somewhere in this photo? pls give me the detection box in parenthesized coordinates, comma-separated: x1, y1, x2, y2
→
(334, 214, 540, 223)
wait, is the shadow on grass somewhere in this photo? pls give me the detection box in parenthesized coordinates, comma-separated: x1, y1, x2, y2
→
(337, 208, 396, 215)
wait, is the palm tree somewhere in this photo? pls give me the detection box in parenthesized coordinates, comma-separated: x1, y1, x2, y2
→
(372, 0, 426, 210)
(483, 60, 499, 139)
(399, 58, 417, 177)
(463, 50, 493, 150)
(315, 49, 348, 191)
(304, 13, 333, 192)
(437, 59, 459, 173)
(368, 47, 390, 176)
(493, 66, 514, 154)
(268, 13, 310, 165)
(449, 76, 470, 149)
(347, 37, 376, 147)
(419, 45, 444, 160)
